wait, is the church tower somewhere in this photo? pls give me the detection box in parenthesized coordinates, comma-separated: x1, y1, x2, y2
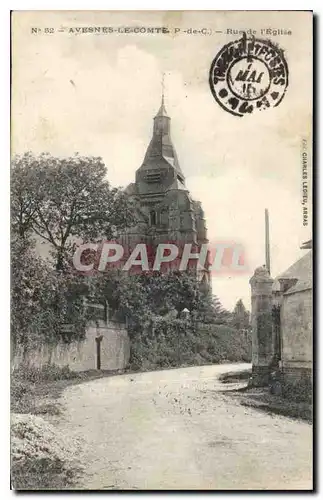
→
(135, 93, 186, 197)
(121, 90, 210, 285)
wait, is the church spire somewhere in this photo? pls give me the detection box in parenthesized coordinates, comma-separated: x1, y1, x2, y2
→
(139, 78, 185, 179)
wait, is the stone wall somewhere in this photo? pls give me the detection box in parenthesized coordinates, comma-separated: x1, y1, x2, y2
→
(12, 319, 130, 372)
(249, 266, 274, 385)
(280, 288, 312, 397)
(280, 288, 312, 365)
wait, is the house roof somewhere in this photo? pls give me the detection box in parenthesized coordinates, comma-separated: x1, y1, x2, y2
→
(300, 239, 312, 249)
(272, 250, 312, 295)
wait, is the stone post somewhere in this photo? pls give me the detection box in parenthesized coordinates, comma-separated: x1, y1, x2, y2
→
(249, 266, 274, 386)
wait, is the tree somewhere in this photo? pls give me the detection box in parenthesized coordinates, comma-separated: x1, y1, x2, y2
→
(95, 270, 226, 334)
(11, 152, 137, 352)
(194, 293, 231, 325)
(11, 153, 41, 239)
(11, 236, 46, 350)
(11, 235, 96, 352)
(231, 299, 250, 331)
(11, 153, 136, 269)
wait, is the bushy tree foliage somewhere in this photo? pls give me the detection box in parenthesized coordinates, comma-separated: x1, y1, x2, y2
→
(231, 299, 250, 331)
(11, 152, 135, 269)
(95, 272, 250, 370)
(200, 295, 232, 325)
(11, 151, 251, 369)
(11, 236, 95, 352)
(95, 270, 218, 330)
(11, 152, 136, 351)
(130, 318, 252, 371)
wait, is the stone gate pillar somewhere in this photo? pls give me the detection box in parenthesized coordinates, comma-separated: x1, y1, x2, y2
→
(249, 266, 274, 386)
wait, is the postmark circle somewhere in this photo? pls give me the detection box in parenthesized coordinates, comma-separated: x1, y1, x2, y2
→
(209, 34, 289, 117)
(227, 57, 271, 100)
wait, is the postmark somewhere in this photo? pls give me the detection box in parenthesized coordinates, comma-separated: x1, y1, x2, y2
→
(209, 33, 289, 117)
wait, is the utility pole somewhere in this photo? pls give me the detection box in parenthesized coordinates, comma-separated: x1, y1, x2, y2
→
(265, 208, 271, 275)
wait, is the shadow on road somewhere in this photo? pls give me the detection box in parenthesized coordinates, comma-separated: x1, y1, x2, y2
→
(218, 369, 312, 423)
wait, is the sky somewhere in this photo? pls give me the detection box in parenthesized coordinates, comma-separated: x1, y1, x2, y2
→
(11, 11, 312, 310)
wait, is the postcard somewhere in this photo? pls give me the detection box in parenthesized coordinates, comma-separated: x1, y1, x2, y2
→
(11, 11, 313, 491)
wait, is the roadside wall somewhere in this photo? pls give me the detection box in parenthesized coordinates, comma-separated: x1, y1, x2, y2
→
(280, 288, 312, 367)
(280, 288, 312, 398)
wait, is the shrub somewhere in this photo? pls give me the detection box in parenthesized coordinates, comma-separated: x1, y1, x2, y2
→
(128, 317, 251, 371)
(12, 364, 80, 384)
(283, 378, 312, 403)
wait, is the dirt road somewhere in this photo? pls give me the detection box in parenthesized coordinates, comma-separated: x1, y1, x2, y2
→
(58, 364, 312, 490)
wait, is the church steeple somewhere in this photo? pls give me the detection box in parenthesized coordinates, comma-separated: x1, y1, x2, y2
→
(136, 80, 185, 190)
(153, 99, 170, 136)
(123, 79, 209, 277)
(155, 75, 168, 118)
(142, 94, 183, 179)
(155, 97, 168, 118)
(153, 76, 170, 135)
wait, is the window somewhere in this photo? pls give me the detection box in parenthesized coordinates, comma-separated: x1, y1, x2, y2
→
(145, 170, 161, 183)
(150, 210, 157, 226)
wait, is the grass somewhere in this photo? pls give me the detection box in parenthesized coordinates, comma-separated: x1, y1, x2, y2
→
(11, 366, 123, 416)
(11, 451, 83, 490)
(218, 369, 312, 423)
(239, 390, 313, 423)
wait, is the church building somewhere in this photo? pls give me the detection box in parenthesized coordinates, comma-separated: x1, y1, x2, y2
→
(120, 94, 210, 285)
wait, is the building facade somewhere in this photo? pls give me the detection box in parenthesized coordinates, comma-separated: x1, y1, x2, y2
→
(249, 244, 312, 400)
(272, 249, 312, 397)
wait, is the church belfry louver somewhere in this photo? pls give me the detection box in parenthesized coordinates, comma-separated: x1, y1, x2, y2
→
(121, 91, 210, 284)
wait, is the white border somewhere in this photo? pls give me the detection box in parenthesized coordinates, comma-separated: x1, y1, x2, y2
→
(2, 3, 320, 499)
(4, 1, 319, 10)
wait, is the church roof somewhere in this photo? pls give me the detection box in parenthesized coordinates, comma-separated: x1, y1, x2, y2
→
(141, 96, 185, 179)
(300, 239, 312, 249)
(168, 176, 187, 191)
(272, 250, 312, 295)
(143, 137, 184, 177)
(155, 97, 168, 118)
